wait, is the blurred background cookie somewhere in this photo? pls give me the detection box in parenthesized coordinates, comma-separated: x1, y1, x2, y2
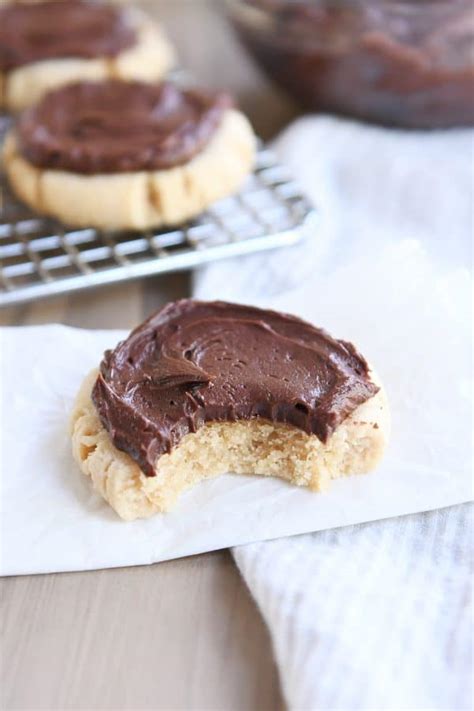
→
(0, 0, 175, 111)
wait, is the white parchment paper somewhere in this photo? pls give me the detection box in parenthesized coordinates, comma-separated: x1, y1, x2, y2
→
(1, 239, 471, 576)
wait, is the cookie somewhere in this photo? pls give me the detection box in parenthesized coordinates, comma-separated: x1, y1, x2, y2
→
(70, 300, 390, 520)
(4, 80, 257, 229)
(0, 0, 175, 111)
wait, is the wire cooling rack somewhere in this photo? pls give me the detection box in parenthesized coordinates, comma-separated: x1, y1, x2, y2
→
(0, 119, 317, 307)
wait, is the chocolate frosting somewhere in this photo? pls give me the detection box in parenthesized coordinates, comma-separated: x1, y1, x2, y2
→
(0, 0, 136, 72)
(16, 81, 232, 173)
(92, 300, 379, 477)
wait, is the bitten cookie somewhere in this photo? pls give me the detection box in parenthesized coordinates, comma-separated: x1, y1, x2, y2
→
(4, 80, 257, 229)
(0, 0, 175, 112)
(70, 300, 390, 521)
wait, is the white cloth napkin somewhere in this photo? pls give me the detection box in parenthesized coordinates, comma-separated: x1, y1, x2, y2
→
(194, 116, 473, 710)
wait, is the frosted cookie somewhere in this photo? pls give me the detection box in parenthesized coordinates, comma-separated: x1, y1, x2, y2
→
(70, 300, 390, 520)
(4, 80, 256, 229)
(0, 0, 175, 111)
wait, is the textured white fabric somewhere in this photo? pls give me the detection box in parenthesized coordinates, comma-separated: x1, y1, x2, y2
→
(234, 505, 473, 711)
(195, 116, 473, 710)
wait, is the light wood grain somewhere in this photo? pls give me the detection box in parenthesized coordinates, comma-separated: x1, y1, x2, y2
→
(0, 2, 297, 708)
(2, 553, 284, 711)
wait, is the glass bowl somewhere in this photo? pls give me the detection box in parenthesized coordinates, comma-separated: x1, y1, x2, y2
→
(228, 0, 474, 128)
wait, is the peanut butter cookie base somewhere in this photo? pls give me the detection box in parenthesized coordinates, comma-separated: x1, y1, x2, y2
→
(70, 370, 390, 521)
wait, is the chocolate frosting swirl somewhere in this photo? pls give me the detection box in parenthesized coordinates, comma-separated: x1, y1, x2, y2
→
(16, 81, 232, 173)
(0, 0, 136, 72)
(92, 300, 379, 477)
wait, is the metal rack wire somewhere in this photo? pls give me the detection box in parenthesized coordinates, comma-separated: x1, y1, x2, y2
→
(0, 119, 317, 307)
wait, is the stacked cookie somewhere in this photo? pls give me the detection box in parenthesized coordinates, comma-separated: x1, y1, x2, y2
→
(1, 0, 257, 229)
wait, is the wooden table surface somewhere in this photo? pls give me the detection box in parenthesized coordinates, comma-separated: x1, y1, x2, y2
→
(1, 2, 299, 709)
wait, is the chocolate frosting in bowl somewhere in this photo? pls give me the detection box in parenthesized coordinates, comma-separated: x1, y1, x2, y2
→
(16, 81, 233, 173)
(92, 300, 379, 476)
(0, 0, 136, 72)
